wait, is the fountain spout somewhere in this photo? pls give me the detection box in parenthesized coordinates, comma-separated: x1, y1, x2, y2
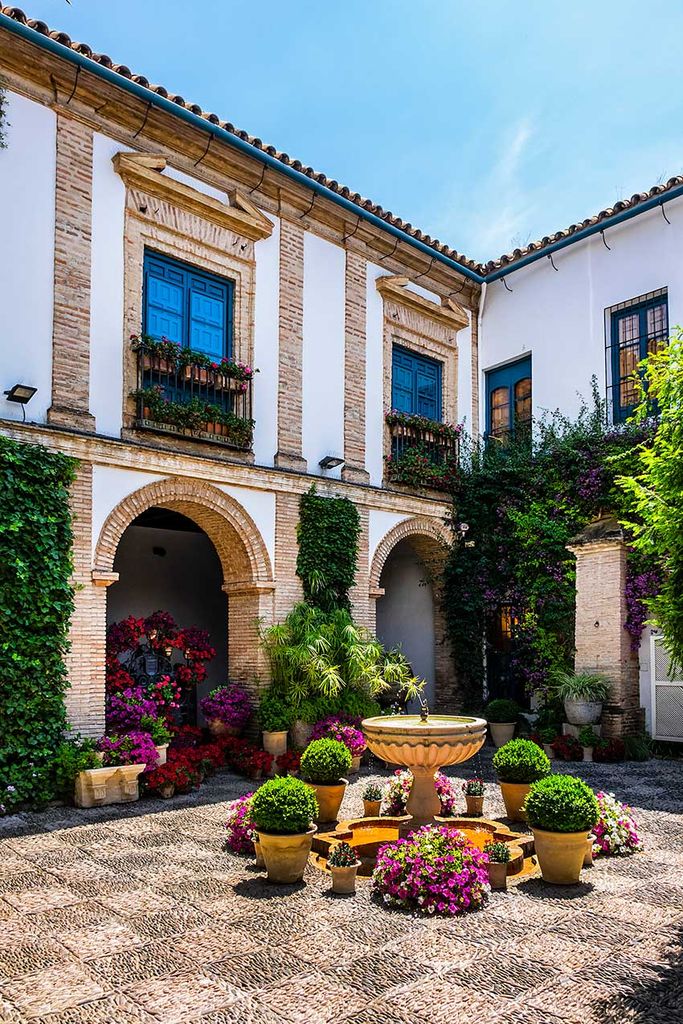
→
(418, 695, 429, 723)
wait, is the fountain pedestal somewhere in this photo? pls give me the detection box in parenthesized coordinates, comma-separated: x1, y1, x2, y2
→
(361, 714, 488, 826)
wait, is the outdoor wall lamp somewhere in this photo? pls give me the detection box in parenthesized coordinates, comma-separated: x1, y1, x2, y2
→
(319, 455, 345, 471)
(4, 384, 37, 421)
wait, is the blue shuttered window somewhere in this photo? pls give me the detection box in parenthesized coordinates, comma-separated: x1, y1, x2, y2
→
(143, 251, 233, 359)
(485, 355, 532, 440)
(391, 346, 442, 419)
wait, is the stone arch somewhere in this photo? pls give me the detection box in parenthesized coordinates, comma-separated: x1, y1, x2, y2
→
(370, 515, 449, 591)
(94, 476, 273, 587)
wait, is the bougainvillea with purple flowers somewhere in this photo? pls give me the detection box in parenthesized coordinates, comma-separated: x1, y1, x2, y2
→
(372, 825, 490, 915)
(98, 731, 159, 770)
(199, 685, 253, 730)
(310, 715, 366, 757)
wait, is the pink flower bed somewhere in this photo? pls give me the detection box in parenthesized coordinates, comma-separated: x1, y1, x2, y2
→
(382, 769, 457, 816)
(225, 793, 256, 854)
(592, 791, 643, 857)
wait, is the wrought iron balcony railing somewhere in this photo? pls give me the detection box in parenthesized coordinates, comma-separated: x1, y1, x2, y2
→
(132, 341, 254, 451)
(385, 413, 460, 492)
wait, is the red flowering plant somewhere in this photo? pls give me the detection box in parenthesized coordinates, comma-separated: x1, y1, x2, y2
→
(147, 759, 198, 794)
(275, 750, 301, 776)
(551, 734, 583, 761)
(594, 738, 626, 763)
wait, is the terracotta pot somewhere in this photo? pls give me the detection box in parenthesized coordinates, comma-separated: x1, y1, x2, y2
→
(584, 835, 595, 868)
(349, 755, 362, 775)
(253, 839, 265, 868)
(487, 860, 508, 891)
(564, 699, 603, 726)
(207, 719, 240, 738)
(257, 826, 316, 884)
(155, 744, 169, 766)
(262, 730, 288, 758)
(157, 782, 175, 800)
(305, 780, 347, 822)
(363, 799, 381, 817)
(489, 722, 516, 747)
(330, 862, 361, 895)
(543, 743, 555, 760)
(498, 781, 531, 822)
(582, 747, 593, 762)
(465, 794, 484, 816)
(290, 720, 313, 749)
(532, 827, 590, 884)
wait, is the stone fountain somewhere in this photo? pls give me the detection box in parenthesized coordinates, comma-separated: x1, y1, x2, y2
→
(361, 701, 487, 827)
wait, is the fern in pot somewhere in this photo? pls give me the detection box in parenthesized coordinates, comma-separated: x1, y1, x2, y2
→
(553, 671, 610, 726)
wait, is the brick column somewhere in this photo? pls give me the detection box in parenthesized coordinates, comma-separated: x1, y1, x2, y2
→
(65, 463, 111, 737)
(48, 114, 96, 431)
(223, 582, 274, 695)
(274, 220, 307, 471)
(567, 517, 645, 737)
(342, 250, 370, 484)
(274, 491, 304, 619)
(349, 506, 370, 627)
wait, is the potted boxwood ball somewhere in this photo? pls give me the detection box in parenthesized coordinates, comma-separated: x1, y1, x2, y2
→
(300, 738, 352, 823)
(259, 689, 292, 759)
(524, 774, 599, 884)
(492, 738, 551, 822)
(250, 776, 319, 884)
(484, 698, 521, 747)
(327, 840, 361, 894)
(553, 671, 611, 726)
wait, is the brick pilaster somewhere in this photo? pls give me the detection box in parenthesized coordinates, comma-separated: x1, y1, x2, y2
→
(349, 505, 371, 627)
(274, 220, 307, 471)
(342, 250, 370, 484)
(274, 491, 304, 619)
(48, 114, 96, 431)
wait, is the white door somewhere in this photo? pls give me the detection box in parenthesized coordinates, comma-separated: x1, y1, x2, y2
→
(651, 633, 683, 741)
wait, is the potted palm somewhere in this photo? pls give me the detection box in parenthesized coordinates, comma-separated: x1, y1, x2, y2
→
(578, 725, 597, 762)
(492, 738, 551, 822)
(259, 689, 292, 758)
(301, 738, 352, 823)
(362, 781, 382, 817)
(484, 699, 521, 747)
(250, 776, 318, 884)
(327, 840, 361, 894)
(553, 671, 610, 726)
(462, 778, 485, 816)
(524, 775, 599, 884)
(484, 840, 511, 890)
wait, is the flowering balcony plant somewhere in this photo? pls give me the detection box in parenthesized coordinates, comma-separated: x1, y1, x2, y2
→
(372, 824, 489, 915)
(131, 334, 256, 385)
(199, 684, 253, 736)
(132, 386, 254, 448)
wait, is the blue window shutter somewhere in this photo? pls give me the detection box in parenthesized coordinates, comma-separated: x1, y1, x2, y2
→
(143, 250, 233, 357)
(391, 346, 442, 418)
(188, 273, 230, 359)
(144, 255, 186, 344)
(485, 355, 532, 437)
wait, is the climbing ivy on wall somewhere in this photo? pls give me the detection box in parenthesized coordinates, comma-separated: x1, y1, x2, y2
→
(296, 485, 361, 611)
(443, 386, 658, 708)
(0, 437, 76, 814)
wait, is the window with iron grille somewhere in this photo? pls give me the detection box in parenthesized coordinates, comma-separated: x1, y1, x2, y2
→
(485, 355, 532, 442)
(606, 289, 668, 423)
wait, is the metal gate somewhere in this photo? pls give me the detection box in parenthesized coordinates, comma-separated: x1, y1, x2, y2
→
(651, 633, 683, 741)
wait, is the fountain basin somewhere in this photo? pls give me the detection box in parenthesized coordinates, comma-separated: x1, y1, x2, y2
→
(361, 714, 487, 825)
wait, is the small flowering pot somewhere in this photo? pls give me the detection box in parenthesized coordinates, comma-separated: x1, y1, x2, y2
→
(207, 719, 241, 738)
(363, 799, 381, 817)
(487, 861, 508, 891)
(155, 744, 169, 766)
(262, 730, 288, 758)
(253, 838, 265, 868)
(350, 755, 362, 775)
(157, 782, 175, 800)
(582, 746, 594, 762)
(543, 744, 555, 760)
(532, 827, 590, 885)
(489, 722, 516, 748)
(584, 835, 595, 868)
(499, 781, 530, 822)
(465, 795, 484, 816)
(330, 861, 361, 895)
(257, 826, 317, 884)
(305, 780, 348, 823)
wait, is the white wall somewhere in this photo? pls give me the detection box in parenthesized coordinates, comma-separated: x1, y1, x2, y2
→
(253, 215, 280, 466)
(368, 510, 409, 567)
(376, 538, 436, 706)
(366, 264, 387, 486)
(90, 133, 128, 437)
(302, 232, 345, 476)
(479, 199, 683, 429)
(92, 467, 165, 559)
(0, 92, 55, 424)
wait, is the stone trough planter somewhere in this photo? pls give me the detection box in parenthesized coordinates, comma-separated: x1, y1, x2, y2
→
(74, 764, 146, 808)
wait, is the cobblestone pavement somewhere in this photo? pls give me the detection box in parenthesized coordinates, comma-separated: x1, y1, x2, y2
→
(1, 750, 682, 1024)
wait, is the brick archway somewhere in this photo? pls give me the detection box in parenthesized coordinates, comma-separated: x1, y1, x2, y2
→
(370, 516, 457, 713)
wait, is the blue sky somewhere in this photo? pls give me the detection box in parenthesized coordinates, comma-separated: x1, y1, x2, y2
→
(18, 0, 683, 262)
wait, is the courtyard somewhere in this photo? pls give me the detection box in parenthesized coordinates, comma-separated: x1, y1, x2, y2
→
(1, 751, 681, 1024)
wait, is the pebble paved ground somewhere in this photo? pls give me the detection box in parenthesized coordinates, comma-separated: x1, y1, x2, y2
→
(0, 750, 681, 1024)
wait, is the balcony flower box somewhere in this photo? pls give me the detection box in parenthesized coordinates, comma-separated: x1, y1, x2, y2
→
(385, 410, 461, 492)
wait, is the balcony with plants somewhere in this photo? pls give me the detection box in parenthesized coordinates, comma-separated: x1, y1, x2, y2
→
(384, 410, 461, 492)
(131, 334, 255, 451)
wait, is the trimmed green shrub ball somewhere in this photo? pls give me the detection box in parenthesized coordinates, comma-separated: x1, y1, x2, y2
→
(492, 738, 551, 783)
(525, 775, 599, 834)
(484, 698, 521, 723)
(300, 738, 352, 784)
(251, 776, 318, 835)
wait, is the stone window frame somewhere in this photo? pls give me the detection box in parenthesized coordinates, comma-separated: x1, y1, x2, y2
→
(377, 275, 468, 472)
(115, 152, 271, 431)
